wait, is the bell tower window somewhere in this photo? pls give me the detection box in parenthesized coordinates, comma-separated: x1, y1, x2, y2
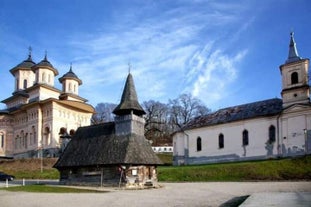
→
(23, 79, 27, 89)
(291, 72, 298, 84)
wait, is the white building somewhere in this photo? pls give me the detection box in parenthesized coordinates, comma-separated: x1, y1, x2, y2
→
(0, 50, 94, 158)
(173, 33, 311, 165)
(152, 146, 173, 153)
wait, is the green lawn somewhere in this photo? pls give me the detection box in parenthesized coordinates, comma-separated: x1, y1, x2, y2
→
(158, 156, 311, 181)
(1, 155, 310, 182)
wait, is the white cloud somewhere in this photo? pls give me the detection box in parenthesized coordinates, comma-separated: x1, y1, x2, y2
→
(62, 1, 252, 106)
(186, 44, 248, 106)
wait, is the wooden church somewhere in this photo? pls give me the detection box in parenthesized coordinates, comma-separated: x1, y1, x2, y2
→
(54, 73, 162, 188)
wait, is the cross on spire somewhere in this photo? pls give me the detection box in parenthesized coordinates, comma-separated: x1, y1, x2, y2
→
(128, 62, 132, 74)
(28, 46, 32, 59)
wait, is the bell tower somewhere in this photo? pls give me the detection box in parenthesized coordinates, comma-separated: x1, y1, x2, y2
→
(279, 32, 310, 108)
(113, 73, 146, 136)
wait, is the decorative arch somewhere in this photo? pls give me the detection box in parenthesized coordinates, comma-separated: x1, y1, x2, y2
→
(197, 137, 202, 151)
(291, 72, 298, 84)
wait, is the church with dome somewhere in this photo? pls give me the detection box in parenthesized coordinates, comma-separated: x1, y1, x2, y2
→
(0, 50, 94, 158)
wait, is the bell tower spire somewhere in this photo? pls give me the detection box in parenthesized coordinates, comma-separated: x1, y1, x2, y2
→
(280, 32, 310, 107)
(113, 70, 146, 136)
(286, 32, 301, 64)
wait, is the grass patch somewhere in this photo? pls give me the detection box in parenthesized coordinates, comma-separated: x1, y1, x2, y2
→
(1, 184, 103, 193)
(0, 158, 59, 179)
(157, 153, 173, 165)
(158, 156, 311, 182)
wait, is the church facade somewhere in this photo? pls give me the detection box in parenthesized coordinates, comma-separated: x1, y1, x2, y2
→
(173, 33, 311, 165)
(0, 50, 94, 158)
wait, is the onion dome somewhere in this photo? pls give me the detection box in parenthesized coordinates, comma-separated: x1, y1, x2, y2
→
(10, 47, 36, 75)
(113, 73, 146, 116)
(58, 64, 82, 85)
(32, 52, 59, 76)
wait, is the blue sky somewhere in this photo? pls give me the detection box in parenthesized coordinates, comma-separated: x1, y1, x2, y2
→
(0, 0, 310, 111)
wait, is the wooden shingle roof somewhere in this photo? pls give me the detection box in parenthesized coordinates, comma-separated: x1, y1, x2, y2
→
(113, 73, 145, 116)
(54, 122, 162, 169)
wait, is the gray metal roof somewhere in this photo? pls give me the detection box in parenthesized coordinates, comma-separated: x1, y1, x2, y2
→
(58, 66, 82, 85)
(113, 73, 146, 116)
(32, 54, 59, 75)
(10, 55, 36, 75)
(183, 98, 283, 130)
(54, 122, 162, 168)
(286, 32, 301, 64)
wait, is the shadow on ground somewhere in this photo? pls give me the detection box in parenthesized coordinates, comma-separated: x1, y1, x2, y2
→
(220, 195, 249, 207)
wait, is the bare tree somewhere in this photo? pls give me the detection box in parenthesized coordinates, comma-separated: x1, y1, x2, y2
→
(91, 102, 117, 124)
(168, 93, 210, 129)
(91, 94, 210, 146)
(142, 100, 171, 145)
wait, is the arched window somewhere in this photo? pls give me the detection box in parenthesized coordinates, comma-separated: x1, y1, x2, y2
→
(69, 83, 72, 92)
(42, 72, 46, 83)
(0, 133, 4, 148)
(44, 127, 51, 145)
(32, 126, 36, 144)
(25, 133, 28, 149)
(48, 74, 51, 83)
(15, 136, 18, 149)
(23, 79, 27, 89)
(197, 137, 202, 151)
(21, 130, 24, 148)
(242, 130, 249, 146)
(291, 72, 298, 84)
(269, 125, 276, 144)
(218, 133, 224, 149)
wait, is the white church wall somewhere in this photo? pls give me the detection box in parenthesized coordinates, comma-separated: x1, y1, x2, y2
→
(174, 116, 279, 165)
(280, 112, 311, 156)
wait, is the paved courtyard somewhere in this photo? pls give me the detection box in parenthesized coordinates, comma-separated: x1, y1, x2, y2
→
(0, 182, 311, 207)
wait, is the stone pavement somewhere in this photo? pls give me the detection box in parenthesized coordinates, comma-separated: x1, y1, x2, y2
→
(240, 192, 311, 207)
(0, 181, 311, 207)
